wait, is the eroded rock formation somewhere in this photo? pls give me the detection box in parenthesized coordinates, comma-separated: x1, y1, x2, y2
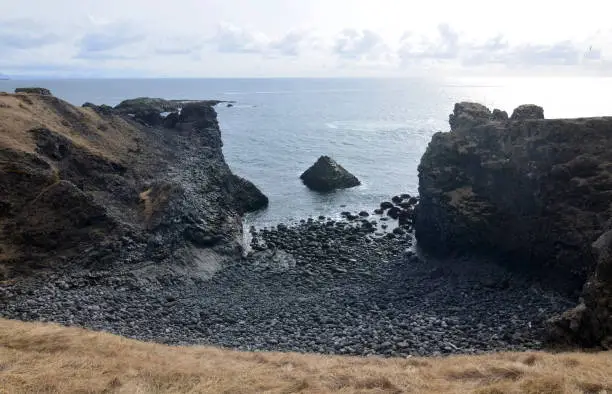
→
(0, 90, 267, 281)
(416, 101, 612, 348)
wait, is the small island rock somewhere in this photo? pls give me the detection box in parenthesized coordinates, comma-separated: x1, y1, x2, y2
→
(300, 156, 360, 192)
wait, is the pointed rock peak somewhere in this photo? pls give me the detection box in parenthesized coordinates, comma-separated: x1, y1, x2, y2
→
(300, 156, 360, 192)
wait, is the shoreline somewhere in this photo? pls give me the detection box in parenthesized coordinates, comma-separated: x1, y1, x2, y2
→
(0, 195, 574, 357)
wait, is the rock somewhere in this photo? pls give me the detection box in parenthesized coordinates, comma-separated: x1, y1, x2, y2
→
(300, 156, 360, 192)
(358, 211, 369, 217)
(13, 180, 116, 250)
(227, 103, 234, 108)
(228, 175, 268, 213)
(373, 209, 384, 215)
(184, 225, 222, 247)
(380, 202, 394, 210)
(163, 112, 180, 128)
(387, 207, 401, 220)
(393, 227, 406, 236)
(391, 196, 403, 204)
(510, 104, 544, 121)
(82, 102, 114, 116)
(491, 109, 508, 121)
(548, 229, 612, 349)
(449, 102, 492, 132)
(416, 102, 612, 294)
(15, 87, 52, 96)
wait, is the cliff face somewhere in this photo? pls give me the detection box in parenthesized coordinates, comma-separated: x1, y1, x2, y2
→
(0, 91, 267, 281)
(415, 102, 612, 348)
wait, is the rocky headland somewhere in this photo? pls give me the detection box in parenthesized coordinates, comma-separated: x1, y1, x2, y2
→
(0, 90, 608, 358)
(0, 90, 266, 283)
(416, 102, 612, 349)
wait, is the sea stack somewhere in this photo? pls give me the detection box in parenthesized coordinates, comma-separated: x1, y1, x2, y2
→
(300, 156, 360, 192)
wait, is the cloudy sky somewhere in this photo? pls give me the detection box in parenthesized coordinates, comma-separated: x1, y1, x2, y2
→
(2, 0, 611, 78)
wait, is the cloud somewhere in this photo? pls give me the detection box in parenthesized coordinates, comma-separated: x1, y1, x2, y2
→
(0, 19, 62, 49)
(154, 37, 204, 56)
(269, 32, 305, 56)
(398, 24, 461, 64)
(209, 23, 309, 57)
(211, 23, 268, 54)
(333, 29, 389, 60)
(397, 23, 601, 70)
(76, 21, 144, 58)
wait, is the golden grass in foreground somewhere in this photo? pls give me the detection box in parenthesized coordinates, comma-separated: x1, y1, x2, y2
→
(1, 319, 611, 393)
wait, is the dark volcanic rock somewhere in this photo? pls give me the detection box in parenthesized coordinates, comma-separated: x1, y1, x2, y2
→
(163, 112, 180, 128)
(0, 93, 267, 278)
(548, 229, 612, 349)
(510, 104, 544, 120)
(300, 156, 360, 192)
(228, 175, 268, 213)
(114, 97, 180, 114)
(491, 108, 509, 121)
(82, 102, 114, 116)
(15, 87, 52, 96)
(416, 101, 612, 348)
(13, 180, 116, 250)
(449, 102, 491, 131)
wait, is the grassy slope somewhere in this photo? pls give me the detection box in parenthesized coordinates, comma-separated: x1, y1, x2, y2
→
(0, 319, 610, 393)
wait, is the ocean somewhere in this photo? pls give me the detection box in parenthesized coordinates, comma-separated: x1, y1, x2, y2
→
(2, 77, 611, 227)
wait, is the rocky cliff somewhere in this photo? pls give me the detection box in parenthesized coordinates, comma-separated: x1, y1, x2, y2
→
(0, 90, 267, 283)
(415, 102, 612, 348)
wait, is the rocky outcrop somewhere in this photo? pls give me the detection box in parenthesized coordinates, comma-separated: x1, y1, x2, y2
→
(300, 156, 360, 192)
(448, 102, 510, 131)
(113, 98, 226, 128)
(416, 102, 612, 348)
(0, 92, 266, 280)
(547, 229, 612, 349)
(417, 102, 612, 291)
(510, 104, 544, 120)
(15, 87, 52, 96)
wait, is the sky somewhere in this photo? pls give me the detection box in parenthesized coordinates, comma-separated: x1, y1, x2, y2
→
(1, 0, 612, 78)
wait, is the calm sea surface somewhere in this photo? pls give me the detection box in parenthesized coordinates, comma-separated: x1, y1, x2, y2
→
(2, 77, 611, 227)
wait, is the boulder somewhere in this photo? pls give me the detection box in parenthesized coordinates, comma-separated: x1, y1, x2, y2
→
(300, 156, 360, 192)
(15, 87, 52, 96)
(380, 201, 394, 210)
(387, 207, 401, 219)
(228, 174, 268, 213)
(510, 104, 544, 120)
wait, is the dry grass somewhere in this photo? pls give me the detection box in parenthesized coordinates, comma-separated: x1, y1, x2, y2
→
(0, 93, 138, 162)
(0, 319, 610, 393)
